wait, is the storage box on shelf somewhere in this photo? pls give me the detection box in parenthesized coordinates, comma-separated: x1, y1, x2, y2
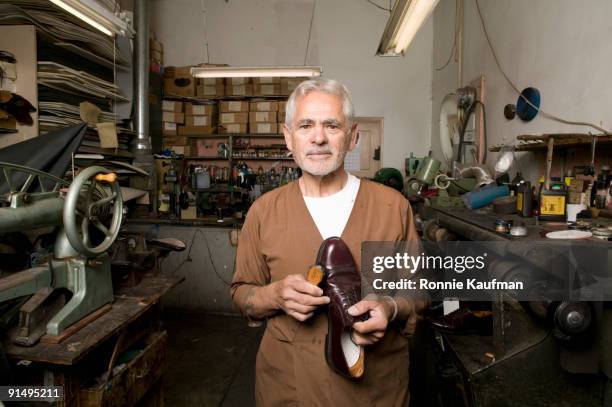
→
(164, 66, 196, 97)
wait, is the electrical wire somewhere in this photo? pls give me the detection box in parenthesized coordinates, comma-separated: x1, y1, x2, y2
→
(170, 228, 232, 286)
(304, 0, 317, 65)
(474, 0, 611, 135)
(201, 0, 210, 64)
(365, 0, 391, 12)
(435, 0, 458, 71)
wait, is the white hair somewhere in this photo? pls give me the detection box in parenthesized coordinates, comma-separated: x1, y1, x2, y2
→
(284, 78, 355, 129)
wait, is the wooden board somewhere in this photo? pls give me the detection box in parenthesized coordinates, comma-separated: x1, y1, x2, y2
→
(4, 275, 183, 365)
(489, 133, 612, 152)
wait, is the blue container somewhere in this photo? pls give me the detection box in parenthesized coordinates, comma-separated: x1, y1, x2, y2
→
(462, 184, 510, 210)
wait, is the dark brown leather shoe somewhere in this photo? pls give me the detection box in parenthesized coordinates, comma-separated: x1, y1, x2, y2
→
(312, 237, 365, 379)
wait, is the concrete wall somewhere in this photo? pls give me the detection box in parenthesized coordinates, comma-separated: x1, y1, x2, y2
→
(151, 0, 434, 171)
(128, 224, 239, 314)
(431, 0, 612, 182)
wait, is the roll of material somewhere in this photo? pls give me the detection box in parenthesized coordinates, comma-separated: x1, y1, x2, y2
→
(493, 195, 517, 214)
(566, 203, 586, 222)
(462, 184, 510, 210)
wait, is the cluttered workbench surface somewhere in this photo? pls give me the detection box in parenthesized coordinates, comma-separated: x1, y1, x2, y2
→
(4, 275, 183, 366)
(429, 205, 612, 242)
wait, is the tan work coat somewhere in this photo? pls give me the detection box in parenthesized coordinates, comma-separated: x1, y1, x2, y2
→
(231, 179, 420, 406)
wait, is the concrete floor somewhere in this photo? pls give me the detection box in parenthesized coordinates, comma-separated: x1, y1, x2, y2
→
(162, 312, 263, 407)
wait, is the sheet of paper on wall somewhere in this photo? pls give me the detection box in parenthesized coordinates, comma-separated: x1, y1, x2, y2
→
(96, 122, 118, 148)
(344, 130, 373, 172)
(79, 101, 101, 124)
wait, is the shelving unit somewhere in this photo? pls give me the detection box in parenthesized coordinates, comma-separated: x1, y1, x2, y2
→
(489, 133, 612, 152)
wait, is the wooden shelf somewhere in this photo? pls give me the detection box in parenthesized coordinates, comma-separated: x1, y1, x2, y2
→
(232, 156, 294, 161)
(184, 133, 285, 139)
(163, 95, 288, 101)
(489, 133, 612, 152)
(182, 156, 228, 160)
(188, 186, 246, 193)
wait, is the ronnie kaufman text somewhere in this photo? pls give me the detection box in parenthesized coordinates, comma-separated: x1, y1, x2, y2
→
(373, 278, 524, 291)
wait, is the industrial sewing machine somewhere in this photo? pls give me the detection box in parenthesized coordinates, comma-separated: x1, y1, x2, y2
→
(0, 162, 122, 346)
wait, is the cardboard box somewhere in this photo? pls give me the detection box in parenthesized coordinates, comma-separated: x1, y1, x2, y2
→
(226, 77, 251, 85)
(219, 123, 248, 134)
(164, 66, 195, 97)
(250, 100, 278, 112)
(253, 84, 281, 96)
(250, 123, 278, 134)
(162, 122, 178, 136)
(225, 85, 253, 96)
(278, 111, 286, 124)
(162, 136, 189, 145)
(219, 100, 249, 112)
(280, 77, 308, 95)
(162, 111, 185, 124)
(178, 125, 216, 136)
(249, 111, 277, 123)
(185, 115, 216, 127)
(185, 103, 217, 116)
(162, 100, 183, 112)
(278, 101, 287, 113)
(197, 83, 225, 97)
(252, 77, 280, 85)
(198, 77, 225, 86)
(220, 112, 249, 124)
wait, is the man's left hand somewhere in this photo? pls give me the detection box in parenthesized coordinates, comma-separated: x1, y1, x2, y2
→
(347, 296, 394, 346)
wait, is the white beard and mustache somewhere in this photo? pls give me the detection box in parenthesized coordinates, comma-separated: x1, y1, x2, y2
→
(296, 144, 348, 177)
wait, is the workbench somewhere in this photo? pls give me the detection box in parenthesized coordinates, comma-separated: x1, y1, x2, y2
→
(4, 275, 183, 407)
(421, 205, 611, 407)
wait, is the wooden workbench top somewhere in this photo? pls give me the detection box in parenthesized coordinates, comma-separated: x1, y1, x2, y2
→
(4, 275, 183, 366)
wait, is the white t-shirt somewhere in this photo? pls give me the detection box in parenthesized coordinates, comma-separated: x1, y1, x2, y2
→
(302, 173, 361, 239)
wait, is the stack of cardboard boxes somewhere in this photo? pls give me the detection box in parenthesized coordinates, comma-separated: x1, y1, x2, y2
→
(161, 100, 189, 154)
(180, 102, 218, 136)
(253, 77, 281, 96)
(197, 78, 224, 98)
(249, 100, 278, 134)
(162, 100, 219, 154)
(278, 101, 287, 131)
(225, 78, 253, 97)
(280, 78, 307, 95)
(219, 100, 249, 134)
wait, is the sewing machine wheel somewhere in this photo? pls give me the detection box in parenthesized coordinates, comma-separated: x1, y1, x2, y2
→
(63, 166, 123, 257)
(0, 162, 69, 205)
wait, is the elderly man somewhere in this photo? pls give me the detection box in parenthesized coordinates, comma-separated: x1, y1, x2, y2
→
(231, 78, 424, 406)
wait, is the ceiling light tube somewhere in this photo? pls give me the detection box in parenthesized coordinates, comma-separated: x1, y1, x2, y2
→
(377, 0, 440, 56)
(48, 0, 133, 37)
(190, 66, 323, 78)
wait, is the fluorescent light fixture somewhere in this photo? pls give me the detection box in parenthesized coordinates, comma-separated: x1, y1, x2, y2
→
(48, 0, 134, 37)
(190, 66, 323, 78)
(377, 0, 440, 56)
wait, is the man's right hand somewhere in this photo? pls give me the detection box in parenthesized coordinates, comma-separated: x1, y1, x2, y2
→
(272, 274, 330, 321)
